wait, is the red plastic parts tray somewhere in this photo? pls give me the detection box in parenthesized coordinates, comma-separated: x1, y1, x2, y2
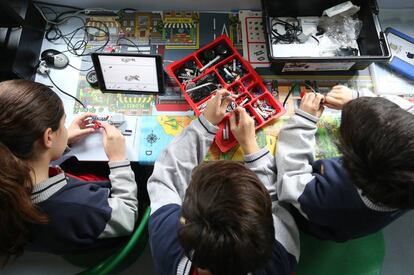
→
(165, 35, 286, 152)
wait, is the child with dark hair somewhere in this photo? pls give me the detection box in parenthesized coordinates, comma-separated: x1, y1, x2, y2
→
(148, 89, 299, 275)
(276, 86, 414, 241)
(0, 80, 138, 262)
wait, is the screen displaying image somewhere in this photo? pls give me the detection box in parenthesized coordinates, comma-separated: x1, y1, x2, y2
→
(98, 55, 159, 92)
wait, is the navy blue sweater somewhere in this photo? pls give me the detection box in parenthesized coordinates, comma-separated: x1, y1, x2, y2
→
(27, 160, 138, 253)
(276, 108, 408, 242)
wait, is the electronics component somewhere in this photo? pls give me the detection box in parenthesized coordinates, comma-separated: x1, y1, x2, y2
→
(91, 53, 165, 94)
(41, 49, 69, 69)
(86, 70, 99, 88)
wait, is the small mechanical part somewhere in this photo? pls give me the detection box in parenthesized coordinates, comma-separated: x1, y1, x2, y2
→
(108, 113, 125, 126)
(86, 70, 99, 88)
(214, 43, 230, 56)
(199, 55, 221, 72)
(175, 60, 199, 83)
(202, 49, 216, 62)
(226, 101, 237, 113)
(407, 52, 414, 59)
(186, 82, 216, 93)
(185, 81, 196, 91)
(188, 73, 222, 103)
(253, 99, 276, 120)
(271, 80, 279, 97)
(222, 121, 229, 140)
(239, 97, 250, 107)
(122, 129, 133, 136)
(218, 59, 247, 84)
(84, 117, 104, 129)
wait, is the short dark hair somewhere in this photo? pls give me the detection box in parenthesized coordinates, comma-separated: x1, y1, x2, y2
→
(339, 97, 414, 209)
(178, 161, 275, 275)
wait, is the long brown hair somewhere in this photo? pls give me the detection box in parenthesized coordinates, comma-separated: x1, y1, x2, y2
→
(0, 80, 64, 264)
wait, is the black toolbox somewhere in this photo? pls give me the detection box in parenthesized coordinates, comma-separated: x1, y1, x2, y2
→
(262, 0, 391, 73)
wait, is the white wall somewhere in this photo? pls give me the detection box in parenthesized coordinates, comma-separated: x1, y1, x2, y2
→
(41, 0, 414, 10)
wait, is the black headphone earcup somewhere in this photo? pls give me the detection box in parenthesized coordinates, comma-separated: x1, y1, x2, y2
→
(41, 54, 54, 66)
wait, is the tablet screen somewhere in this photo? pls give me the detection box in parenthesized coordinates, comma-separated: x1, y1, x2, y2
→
(92, 54, 164, 93)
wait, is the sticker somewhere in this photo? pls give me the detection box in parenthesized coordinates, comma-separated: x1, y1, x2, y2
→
(282, 62, 355, 72)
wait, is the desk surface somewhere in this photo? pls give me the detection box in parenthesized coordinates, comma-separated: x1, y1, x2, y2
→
(35, 9, 414, 164)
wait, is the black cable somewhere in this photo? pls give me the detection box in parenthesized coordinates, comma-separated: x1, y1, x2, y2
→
(283, 82, 299, 107)
(304, 82, 317, 94)
(46, 71, 86, 109)
(311, 35, 320, 44)
(39, 6, 110, 57)
(68, 63, 94, 71)
(271, 18, 302, 44)
(116, 37, 142, 53)
(45, 18, 110, 57)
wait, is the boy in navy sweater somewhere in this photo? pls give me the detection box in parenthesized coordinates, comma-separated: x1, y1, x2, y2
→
(276, 85, 414, 241)
(148, 89, 299, 275)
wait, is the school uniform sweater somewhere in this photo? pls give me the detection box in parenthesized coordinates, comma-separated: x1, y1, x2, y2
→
(275, 93, 414, 242)
(147, 115, 299, 275)
(27, 160, 138, 253)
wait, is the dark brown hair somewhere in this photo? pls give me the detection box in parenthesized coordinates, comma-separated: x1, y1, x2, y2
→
(178, 161, 275, 275)
(340, 97, 414, 209)
(0, 80, 64, 264)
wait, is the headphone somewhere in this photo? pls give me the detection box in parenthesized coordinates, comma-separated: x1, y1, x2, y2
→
(37, 49, 69, 74)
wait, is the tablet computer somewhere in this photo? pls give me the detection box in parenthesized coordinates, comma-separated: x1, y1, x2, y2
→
(91, 53, 165, 94)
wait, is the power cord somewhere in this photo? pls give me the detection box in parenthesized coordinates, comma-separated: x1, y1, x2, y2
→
(45, 71, 86, 108)
(283, 82, 299, 107)
(36, 5, 110, 57)
(116, 37, 142, 53)
(68, 63, 94, 71)
(271, 18, 303, 44)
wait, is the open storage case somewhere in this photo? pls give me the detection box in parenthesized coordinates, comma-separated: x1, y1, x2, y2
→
(262, 0, 391, 72)
(166, 35, 285, 152)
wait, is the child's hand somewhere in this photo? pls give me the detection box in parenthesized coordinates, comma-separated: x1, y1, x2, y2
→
(101, 123, 126, 161)
(300, 93, 324, 118)
(324, 85, 354, 110)
(67, 112, 96, 144)
(230, 107, 260, 154)
(203, 89, 235, 125)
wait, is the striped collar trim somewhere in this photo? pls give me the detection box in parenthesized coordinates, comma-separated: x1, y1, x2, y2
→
(357, 188, 397, 212)
(31, 173, 67, 204)
(176, 255, 192, 275)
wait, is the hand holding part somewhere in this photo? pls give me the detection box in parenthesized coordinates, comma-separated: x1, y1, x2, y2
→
(67, 112, 97, 144)
(324, 85, 354, 110)
(203, 89, 235, 125)
(229, 107, 259, 154)
(299, 92, 325, 118)
(101, 123, 126, 161)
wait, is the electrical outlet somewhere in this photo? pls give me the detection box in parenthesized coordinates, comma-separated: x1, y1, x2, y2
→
(248, 43, 269, 63)
(246, 18, 266, 42)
